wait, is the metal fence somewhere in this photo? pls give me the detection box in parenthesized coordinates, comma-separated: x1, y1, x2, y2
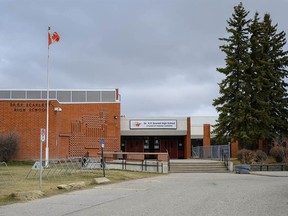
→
(192, 145, 230, 160)
(106, 159, 167, 173)
(26, 157, 104, 179)
(0, 162, 16, 187)
(26, 154, 167, 179)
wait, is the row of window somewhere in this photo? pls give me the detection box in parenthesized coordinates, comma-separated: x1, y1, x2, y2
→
(0, 90, 116, 103)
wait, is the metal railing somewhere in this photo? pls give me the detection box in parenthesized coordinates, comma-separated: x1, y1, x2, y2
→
(105, 159, 166, 173)
(26, 153, 168, 179)
(26, 157, 104, 179)
(167, 151, 171, 172)
(101, 151, 169, 173)
(223, 153, 229, 168)
(250, 164, 287, 171)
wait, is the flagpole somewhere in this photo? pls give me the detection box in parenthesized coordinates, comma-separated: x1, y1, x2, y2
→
(45, 26, 50, 167)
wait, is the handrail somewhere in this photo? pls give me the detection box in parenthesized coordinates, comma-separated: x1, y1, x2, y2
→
(167, 149, 171, 172)
(223, 154, 229, 168)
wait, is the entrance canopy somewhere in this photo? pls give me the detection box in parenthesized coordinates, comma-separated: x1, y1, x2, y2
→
(120, 117, 191, 159)
(121, 117, 188, 136)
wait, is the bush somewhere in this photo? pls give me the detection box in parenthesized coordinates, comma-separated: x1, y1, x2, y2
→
(0, 132, 19, 162)
(269, 146, 288, 163)
(255, 150, 267, 163)
(237, 149, 256, 164)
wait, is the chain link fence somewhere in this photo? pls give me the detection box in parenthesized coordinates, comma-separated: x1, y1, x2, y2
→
(192, 145, 230, 160)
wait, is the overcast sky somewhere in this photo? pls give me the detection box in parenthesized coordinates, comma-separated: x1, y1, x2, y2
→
(1, 0, 288, 117)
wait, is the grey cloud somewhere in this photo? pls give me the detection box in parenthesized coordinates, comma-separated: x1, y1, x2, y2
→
(1, 0, 288, 117)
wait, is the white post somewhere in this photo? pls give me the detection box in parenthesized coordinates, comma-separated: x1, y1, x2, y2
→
(40, 128, 45, 191)
(45, 26, 50, 167)
(40, 139, 43, 191)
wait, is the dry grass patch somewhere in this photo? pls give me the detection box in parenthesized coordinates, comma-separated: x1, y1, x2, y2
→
(0, 162, 161, 206)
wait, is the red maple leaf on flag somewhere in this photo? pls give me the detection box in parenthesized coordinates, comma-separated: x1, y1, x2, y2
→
(48, 31, 60, 46)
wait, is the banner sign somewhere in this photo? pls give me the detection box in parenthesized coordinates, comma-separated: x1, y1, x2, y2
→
(130, 120, 177, 129)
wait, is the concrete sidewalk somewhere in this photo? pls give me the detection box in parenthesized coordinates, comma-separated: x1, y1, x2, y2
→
(250, 171, 288, 177)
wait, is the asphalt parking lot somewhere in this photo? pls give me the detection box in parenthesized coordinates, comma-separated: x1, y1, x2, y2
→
(1, 172, 288, 216)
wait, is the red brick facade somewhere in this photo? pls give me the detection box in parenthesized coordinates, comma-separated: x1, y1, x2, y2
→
(0, 99, 121, 160)
(184, 117, 191, 159)
(203, 124, 211, 147)
(231, 140, 239, 158)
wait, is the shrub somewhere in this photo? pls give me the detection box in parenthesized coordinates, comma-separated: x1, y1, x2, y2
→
(237, 149, 256, 164)
(269, 146, 288, 163)
(255, 150, 267, 163)
(0, 132, 19, 162)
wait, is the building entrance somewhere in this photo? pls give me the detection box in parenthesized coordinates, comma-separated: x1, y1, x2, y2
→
(121, 136, 184, 159)
(160, 139, 177, 158)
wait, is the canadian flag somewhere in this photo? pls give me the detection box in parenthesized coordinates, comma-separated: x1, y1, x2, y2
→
(48, 27, 60, 46)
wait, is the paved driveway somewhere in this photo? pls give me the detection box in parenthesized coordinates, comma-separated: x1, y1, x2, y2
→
(1, 173, 288, 216)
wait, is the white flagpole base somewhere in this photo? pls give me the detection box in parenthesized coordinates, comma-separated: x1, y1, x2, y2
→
(45, 147, 49, 167)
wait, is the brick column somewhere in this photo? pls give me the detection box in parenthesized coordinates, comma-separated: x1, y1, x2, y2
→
(258, 139, 263, 151)
(184, 117, 191, 159)
(203, 124, 211, 158)
(231, 140, 239, 158)
(203, 124, 211, 147)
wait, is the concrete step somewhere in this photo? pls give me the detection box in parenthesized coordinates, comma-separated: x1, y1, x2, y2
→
(169, 162, 225, 166)
(169, 169, 229, 173)
(170, 166, 226, 169)
(170, 170, 229, 173)
(169, 161, 229, 173)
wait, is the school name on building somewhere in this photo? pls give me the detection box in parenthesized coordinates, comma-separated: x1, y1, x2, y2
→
(10, 102, 47, 112)
(130, 120, 177, 129)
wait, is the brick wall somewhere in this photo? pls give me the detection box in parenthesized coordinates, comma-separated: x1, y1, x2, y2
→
(184, 117, 191, 159)
(0, 100, 121, 160)
(203, 124, 211, 147)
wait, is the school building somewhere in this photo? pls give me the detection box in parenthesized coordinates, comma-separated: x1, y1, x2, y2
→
(0, 89, 227, 161)
(0, 89, 121, 160)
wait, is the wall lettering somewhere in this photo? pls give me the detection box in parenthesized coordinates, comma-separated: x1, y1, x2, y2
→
(10, 102, 47, 112)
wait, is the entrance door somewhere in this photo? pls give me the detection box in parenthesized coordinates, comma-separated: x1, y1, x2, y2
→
(144, 137, 158, 159)
(125, 140, 144, 152)
(161, 139, 178, 159)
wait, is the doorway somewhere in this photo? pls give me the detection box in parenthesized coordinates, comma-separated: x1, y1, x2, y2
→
(161, 139, 178, 159)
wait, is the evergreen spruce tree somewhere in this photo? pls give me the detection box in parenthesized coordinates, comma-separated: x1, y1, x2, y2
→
(260, 14, 288, 143)
(248, 12, 272, 143)
(214, 3, 288, 149)
(213, 3, 252, 147)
